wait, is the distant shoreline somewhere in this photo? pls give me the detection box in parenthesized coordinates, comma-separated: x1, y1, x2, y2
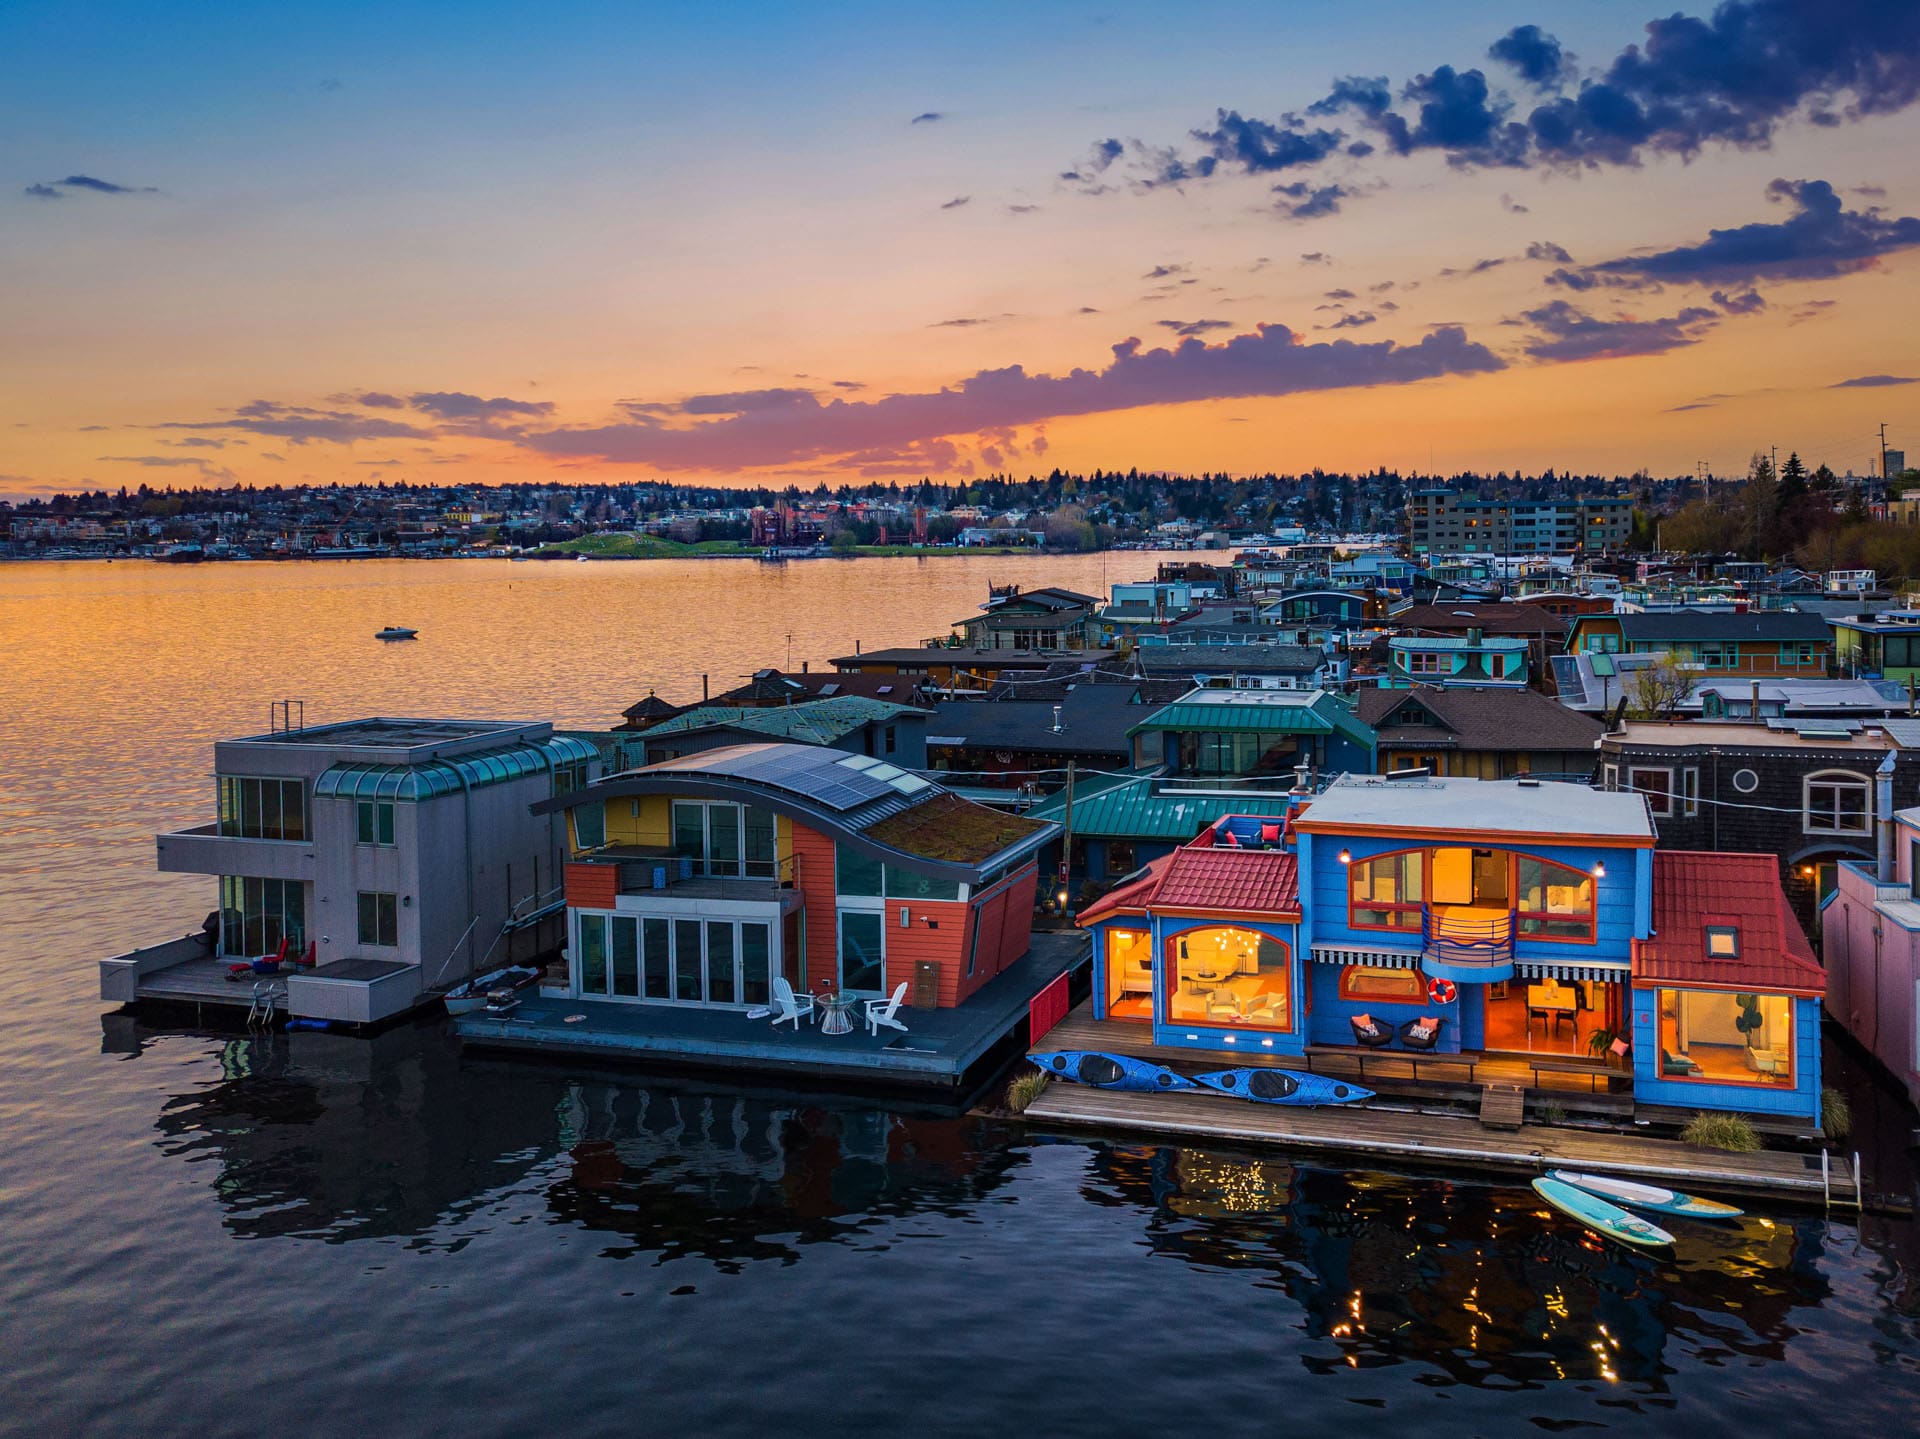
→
(0, 543, 1155, 564)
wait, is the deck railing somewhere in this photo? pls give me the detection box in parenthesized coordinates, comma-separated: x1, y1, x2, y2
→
(1421, 907, 1515, 970)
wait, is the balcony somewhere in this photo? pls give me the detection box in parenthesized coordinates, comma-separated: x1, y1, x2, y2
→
(573, 846, 803, 907)
(1421, 907, 1515, 983)
(156, 823, 316, 881)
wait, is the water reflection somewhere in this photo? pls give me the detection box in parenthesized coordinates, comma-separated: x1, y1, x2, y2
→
(128, 1015, 1020, 1261)
(1080, 1142, 1827, 1387)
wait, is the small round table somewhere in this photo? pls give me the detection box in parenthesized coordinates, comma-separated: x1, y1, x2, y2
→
(818, 991, 858, 1036)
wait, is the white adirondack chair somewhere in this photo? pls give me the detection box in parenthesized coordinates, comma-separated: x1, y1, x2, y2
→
(865, 981, 909, 1037)
(771, 975, 815, 1030)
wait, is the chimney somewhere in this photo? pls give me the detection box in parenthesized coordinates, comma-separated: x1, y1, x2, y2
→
(702, 673, 709, 701)
(1877, 751, 1897, 882)
(1051, 704, 1064, 734)
(802, 659, 809, 674)
(1750, 678, 1760, 719)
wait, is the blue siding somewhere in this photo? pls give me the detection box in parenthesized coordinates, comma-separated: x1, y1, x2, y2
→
(1306, 962, 1465, 1052)
(1628, 989, 1821, 1121)
(1302, 834, 1636, 967)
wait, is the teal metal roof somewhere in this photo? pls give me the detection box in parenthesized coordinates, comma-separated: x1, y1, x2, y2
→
(315, 733, 597, 802)
(1027, 773, 1294, 840)
(1128, 692, 1374, 750)
(636, 696, 921, 744)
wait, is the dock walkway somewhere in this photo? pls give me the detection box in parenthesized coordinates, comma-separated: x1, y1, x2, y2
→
(1023, 1085, 1858, 1206)
(456, 933, 1089, 1089)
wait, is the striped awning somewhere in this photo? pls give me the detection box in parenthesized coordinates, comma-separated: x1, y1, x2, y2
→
(1513, 959, 1629, 983)
(1311, 943, 1422, 970)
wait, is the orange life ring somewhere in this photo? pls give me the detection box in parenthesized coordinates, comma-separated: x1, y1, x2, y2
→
(1427, 977, 1457, 1005)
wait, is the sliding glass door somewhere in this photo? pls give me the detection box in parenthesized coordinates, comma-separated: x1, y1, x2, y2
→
(670, 801, 778, 879)
(577, 911, 776, 1008)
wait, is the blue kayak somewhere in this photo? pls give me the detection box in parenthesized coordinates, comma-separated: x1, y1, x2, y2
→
(1532, 1176, 1675, 1249)
(1191, 1067, 1372, 1106)
(1029, 1050, 1198, 1092)
(1547, 1169, 1744, 1220)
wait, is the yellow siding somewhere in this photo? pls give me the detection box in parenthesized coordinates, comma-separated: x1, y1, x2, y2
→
(603, 795, 673, 847)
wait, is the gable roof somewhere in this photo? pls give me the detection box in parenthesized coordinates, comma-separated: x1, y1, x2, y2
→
(1077, 844, 1300, 923)
(1390, 602, 1569, 637)
(1606, 610, 1834, 643)
(709, 668, 919, 706)
(1128, 689, 1375, 750)
(1639, 851, 1825, 996)
(636, 695, 923, 745)
(1133, 644, 1327, 676)
(1353, 686, 1606, 754)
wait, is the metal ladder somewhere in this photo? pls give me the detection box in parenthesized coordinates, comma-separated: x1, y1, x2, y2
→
(246, 979, 285, 1028)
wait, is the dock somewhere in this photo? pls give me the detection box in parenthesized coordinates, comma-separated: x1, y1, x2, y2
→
(455, 932, 1089, 1089)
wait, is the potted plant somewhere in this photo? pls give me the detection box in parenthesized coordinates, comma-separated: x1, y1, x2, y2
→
(1587, 1025, 1623, 1066)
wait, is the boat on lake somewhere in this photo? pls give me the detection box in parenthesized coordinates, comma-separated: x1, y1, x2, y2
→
(1030, 1050, 1198, 1092)
(1532, 1175, 1674, 1249)
(1548, 1169, 1743, 1220)
(375, 625, 418, 640)
(1191, 1067, 1372, 1106)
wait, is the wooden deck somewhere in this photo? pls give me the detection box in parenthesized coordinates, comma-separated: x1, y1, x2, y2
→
(1043, 1005, 1637, 1116)
(456, 932, 1091, 1090)
(1023, 1085, 1858, 1206)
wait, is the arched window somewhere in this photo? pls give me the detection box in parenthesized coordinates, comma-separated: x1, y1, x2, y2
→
(1516, 856, 1596, 940)
(1166, 927, 1292, 1030)
(1348, 849, 1423, 931)
(1804, 770, 1871, 836)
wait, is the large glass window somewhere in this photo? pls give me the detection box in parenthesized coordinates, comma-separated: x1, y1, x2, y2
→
(1349, 850, 1423, 930)
(1657, 989, 1794, 1085)
(1104, 928, 1152, 1019)
(883, 864, 962, 901)
(219, 875, 305, 957)
(573, 801, 606, 850)
(670, 801, 774, 877)
(610, 915, 639, 997)
(356, 800, 395, 847)
(1805, 771, 1870, 835)
(745, 808, 777, 878)
(642, 917, 671, 999)
(706, 921, 736, 1004)
(1339, 965, 1423, 1001)
(577, 912, 608, 993)
(741, 923, 772, 1006)
(217, 776, 307, 841)
(839, 911, 885, 993)
(1516, 857, 1596, 940)
(1166, 927, 1291, 1029)
(356, 890, 398, 948)
(836, 846, 884, 897)
(674, 919, 703, 1002)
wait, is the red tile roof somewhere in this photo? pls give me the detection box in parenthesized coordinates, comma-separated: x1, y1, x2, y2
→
(1076, 846, 1300, 925)
(1638, 851, 1825, 996)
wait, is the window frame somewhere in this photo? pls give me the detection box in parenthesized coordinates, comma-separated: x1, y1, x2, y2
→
(1705, 924, 1740, 958)
(1627, 765, 1675, 818)
(1347, 847, 1426, 933)
(1655, 987, 1795, 1088)
(1804, 769, 1871, 836)
(356, 890, 399, 948)
(1338, 964, 1426, 1003)
(356, 799, 396, 847)
(1514, 855, 1597, 942)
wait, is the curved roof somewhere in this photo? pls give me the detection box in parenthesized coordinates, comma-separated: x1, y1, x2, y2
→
(534, 742, 1053, 881)
(315, 733, 597, 802)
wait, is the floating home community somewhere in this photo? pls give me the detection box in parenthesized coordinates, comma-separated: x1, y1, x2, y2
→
(99, 551, 1920, 1192)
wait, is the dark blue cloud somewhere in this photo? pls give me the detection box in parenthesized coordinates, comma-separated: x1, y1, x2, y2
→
(23, 184, 61, 199)
(1520, 299, 1722, 361)
(1273, 181, 1347, 218)
(408, 391, 555, 422)
(940, 195, 971, 210)
(1188, 111, 1345, 174)
(27, 174, 158, 198)
(1832, 373, 1918, 387)
(910, 112, 943, 124)
(1489, 26, 1570, 88)
(1156, 319, 1233, 337)
(1591, 178, 1920, 282)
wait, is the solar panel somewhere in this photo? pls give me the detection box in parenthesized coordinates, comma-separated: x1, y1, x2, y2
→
(836, 754, 881, 771)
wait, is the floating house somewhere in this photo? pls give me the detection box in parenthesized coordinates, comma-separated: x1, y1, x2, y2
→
(1072, 774, 1822, 1124)
(1566, 610, 1834, 677)
(453, 742, 1083, 1088)
(102, 717, 596, 1023)
(1825, 809, 1920, 1112)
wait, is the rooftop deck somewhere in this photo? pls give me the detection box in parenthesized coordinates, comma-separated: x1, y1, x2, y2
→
(454, 931, 1090, 1089)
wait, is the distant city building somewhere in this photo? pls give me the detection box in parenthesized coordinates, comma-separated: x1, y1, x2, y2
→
(1406, 490, 1632, 556)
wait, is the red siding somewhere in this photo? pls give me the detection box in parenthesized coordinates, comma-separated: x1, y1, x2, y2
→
(789, 828, 1041, 1009)
(566, 861, 618, 911)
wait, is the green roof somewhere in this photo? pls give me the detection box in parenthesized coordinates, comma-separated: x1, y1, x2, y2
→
(1027, 773, 1294, 840)
(1127, 691, 1374, 750)
(313, 733, 598, 802)
(637, 696, 921, 745)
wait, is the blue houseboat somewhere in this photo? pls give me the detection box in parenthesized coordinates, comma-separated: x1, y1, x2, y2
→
(1074, 774, 1823, 1124)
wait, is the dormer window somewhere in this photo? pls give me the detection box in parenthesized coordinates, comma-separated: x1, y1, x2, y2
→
(1705, 924, 1740, 958)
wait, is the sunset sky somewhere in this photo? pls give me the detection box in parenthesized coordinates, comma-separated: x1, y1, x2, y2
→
(4, 0, 1919, 497)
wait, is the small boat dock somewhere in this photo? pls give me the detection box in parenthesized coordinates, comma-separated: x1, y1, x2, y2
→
(454, 933, 1089, 1090)
(1024, 1086, 1857, 1206)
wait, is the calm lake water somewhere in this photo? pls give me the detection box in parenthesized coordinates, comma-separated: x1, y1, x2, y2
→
(3, 555, 1919, 1438)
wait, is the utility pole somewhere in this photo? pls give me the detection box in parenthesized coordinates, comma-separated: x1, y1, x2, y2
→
(1056, 761, 1077, 918)
(1882, 422, 1891, 481)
